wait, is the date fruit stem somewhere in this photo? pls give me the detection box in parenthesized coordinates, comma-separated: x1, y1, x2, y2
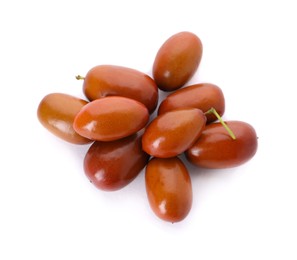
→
(76, 75, 85, 80)
(205, 108, 236, 140)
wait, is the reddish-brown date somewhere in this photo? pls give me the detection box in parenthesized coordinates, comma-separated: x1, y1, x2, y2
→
(81, 65, 159, 114)
(158, 83, 225, 123)
(186, 121, 258, 168)
(142, 108, 206, 158)
(145, 157, 192, 223)
(152, 31, 203, 91)
(73, 96, 149, 141)
(37, 93, 91, 144)
(84, 131, 150, 191)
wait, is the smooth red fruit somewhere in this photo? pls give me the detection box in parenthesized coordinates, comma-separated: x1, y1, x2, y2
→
(186, 121, 258, 168)
(153, 31, 203, 91)
(142, 108, 206, 158)
(145, 157, 192, 223)
(37, 93, 91, 144)
(82, 65, 159, 114)
(73, 96, 149, 141)
(158, 83, 225, 123)
(84, 131, 149, 191)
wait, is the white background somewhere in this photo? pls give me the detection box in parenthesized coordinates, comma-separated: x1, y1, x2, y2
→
(1, 0, 297, 259)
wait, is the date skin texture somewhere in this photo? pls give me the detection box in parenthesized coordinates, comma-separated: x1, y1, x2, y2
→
(82, 65, 159, 114)
(153, 31, 203, 91)
(186, 121, 258, 168)
(84, 131, 150, 191)
(145, 157, 192, 223)
(73, 96, 149, 141)
(37, 93, 91, 144)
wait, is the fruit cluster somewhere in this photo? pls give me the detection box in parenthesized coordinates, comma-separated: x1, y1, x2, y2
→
(37, 32, 258, 223)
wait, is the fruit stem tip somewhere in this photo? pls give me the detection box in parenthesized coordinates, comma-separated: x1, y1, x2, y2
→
(76, 75, 85, 80)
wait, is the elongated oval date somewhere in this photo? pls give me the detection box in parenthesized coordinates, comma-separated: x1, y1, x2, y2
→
(37, 93, 91, 144)
(73, 96, 149, 141)
(145, 157, 192, 223)
(153, 31, 203, 91)
(142, 108, 206, 158)
(158, 83, 225, 123)
(186, 121, 258, 168)
(82, 65, 159, 114)
(84, 131, 150, 191)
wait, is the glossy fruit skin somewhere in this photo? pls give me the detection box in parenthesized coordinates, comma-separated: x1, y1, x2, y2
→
(158, 83, 225, 123)
(153, 31, 203, 91)
(73, 96, 149, 141)
(145, 157, 192, 223)
(37, 93, 91, 144)
(186, 121, 258, 168)
(142, 108, 206, 158)
(84, 131, 150, 191)
(82, 65, 159, 114)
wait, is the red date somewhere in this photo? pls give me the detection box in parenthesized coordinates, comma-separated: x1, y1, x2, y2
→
(73, 96, 149, 141)
(145, 157, 192, 223)
(81, 65, 158, 114)
(37, 93, 91, 144)
(186, 121, 258, 168)
(153, 31, 203, 91)
(142, 108, 206, 158)
(158, 83, 225, 123)
(84, 131, 149, 191)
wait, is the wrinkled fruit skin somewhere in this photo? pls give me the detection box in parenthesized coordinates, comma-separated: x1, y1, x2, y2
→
(186, 121, 258, 168)
(37, 93, 91, 144)
(145, 157, 192, 223)
(158, 83, 225, 123)
(73, 96, 149, 141)
(142, 108, 206, 158)
(153, 31, 203, 91)
(84, 131, 150, 191)
(83, 65, 159, 114)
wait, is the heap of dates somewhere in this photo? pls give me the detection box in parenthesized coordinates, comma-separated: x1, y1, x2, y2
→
(37, 32, 258, 223)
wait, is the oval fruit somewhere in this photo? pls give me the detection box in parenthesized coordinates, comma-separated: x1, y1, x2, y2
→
(73, 96, 149, 141)
(158, 83, 225, 123)
(84, 131, 150, 191)
(145, 157, 192, 223)
(142, 108, 206, 158)
(186, 121, 258, 168)
(82, 65, 159, 114)
(37, 93, 91, 144)
(153, 31, 203, 91)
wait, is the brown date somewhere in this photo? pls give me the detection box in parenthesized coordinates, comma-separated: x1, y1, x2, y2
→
(73, 96, 149, 141)
(142, 108, 206, 158)
(37, 93, 91, 144)
(152, 31, 203, 91)
(84, 131, 149, 191)
(186, 121, 258, 168)
(81, 65, 159, 114)
(158, 83, 225, 123)
(145, 157, 192, 223)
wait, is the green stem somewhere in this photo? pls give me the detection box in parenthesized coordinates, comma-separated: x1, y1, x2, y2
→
(205, 108, 236, 140)
(76, 75, 85, 80)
